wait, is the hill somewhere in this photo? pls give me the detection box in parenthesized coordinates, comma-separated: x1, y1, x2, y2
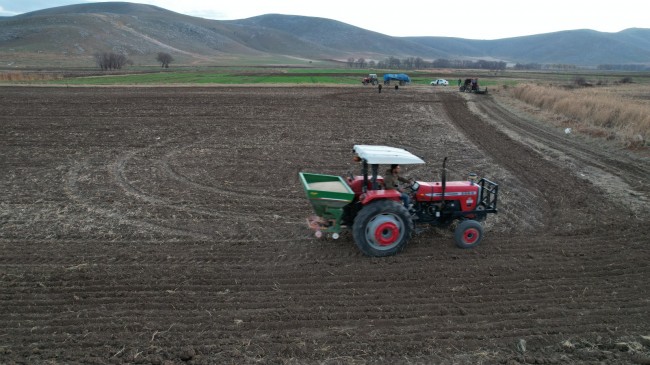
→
(1, 2, 649, 68)
(405, 28, 650, 66)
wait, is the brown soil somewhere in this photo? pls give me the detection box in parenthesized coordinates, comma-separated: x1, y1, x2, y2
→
(1, 85, 649, 364)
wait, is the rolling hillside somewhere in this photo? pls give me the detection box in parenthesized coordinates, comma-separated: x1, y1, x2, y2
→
(406, 28, 650, 65)
(1, 1, 649, 68)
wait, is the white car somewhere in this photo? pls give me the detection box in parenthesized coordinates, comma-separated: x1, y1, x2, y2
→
(430, 79, 449, 86)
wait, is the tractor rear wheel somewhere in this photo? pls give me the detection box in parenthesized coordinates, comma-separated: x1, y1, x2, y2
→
(454, 220, 483, 249)
(352, 200, 413, 257)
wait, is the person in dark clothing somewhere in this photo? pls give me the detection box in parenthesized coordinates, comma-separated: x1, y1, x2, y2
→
(383, 164, 412, 209)
(378, 83, 382, 93)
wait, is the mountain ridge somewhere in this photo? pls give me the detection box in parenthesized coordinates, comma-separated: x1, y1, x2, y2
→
(1, 2, 649, 68)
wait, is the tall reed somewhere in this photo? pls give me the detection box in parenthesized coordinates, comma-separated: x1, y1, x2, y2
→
(509, 84, 649, 147)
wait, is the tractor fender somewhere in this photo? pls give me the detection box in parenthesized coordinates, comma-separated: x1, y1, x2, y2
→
(360, 190, 401, 205)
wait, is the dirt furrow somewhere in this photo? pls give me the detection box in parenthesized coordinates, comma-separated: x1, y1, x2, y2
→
(1, 86, 648, 364)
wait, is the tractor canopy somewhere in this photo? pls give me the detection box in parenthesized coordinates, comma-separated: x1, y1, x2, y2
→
(353, 145, 425, 165)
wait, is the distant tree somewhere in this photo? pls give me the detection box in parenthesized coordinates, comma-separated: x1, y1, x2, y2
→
(347, 57, 355, 68)
(94, 52, 129, 71)
(381, 56, 399, 69)
(368, 60, 376, 68)
(545, 64, 577, 71)
(432, 59, 451, 68)
(388, 56, 400, 69)
(413, 57, 424, 69)
(598, 64, 647, 71)
(514, 62, 542, 70)
(156, 52, 174, 68)
(356, 58, 366, 68)
(402, 57, 414, 69)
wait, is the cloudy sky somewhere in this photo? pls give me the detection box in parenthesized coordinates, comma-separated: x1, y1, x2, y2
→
(1, 0, 648, 40)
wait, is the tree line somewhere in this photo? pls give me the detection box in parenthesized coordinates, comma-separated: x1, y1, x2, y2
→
(347, 57, 507, 71)
(597, 64, 649, 71)
(349, 57, 649, 72)
(94, 52, 131, 70)
(96, 52, 647, 72)
(94, 51, 174, 70)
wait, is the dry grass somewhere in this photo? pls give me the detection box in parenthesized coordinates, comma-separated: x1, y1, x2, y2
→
(507, 84, 649, 148)
(0, 71, 64, 82)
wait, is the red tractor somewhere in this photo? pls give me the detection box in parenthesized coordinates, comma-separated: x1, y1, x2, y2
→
(361, 74, 378, 85)
(300, 145, 499, 257)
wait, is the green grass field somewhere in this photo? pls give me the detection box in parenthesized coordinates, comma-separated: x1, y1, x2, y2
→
(47, 68, 449, 86)
(2, 67, 648, 87)
(44, 70, 505, 86)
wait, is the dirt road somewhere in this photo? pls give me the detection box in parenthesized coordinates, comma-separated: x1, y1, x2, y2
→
(1, 86, 648, 364)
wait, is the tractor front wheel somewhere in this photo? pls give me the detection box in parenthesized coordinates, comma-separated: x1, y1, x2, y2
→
(454, 220, 483, 249)
(352, 200, 413, 257)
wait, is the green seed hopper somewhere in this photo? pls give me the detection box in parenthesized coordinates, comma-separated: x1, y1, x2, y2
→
(299, 172, 355, 237)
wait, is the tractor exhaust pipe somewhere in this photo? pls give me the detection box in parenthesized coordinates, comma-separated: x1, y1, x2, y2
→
(441, 157, 448, 207)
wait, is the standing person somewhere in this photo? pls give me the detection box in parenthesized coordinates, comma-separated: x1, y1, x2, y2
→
(383, 164, 412, 210)
(378, 83, 382, 93)
(457, 78, 462, 86)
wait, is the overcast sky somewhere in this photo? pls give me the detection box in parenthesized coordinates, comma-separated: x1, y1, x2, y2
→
(1, 0, 648, 40)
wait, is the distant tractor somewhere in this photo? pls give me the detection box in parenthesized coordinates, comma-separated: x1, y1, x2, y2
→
(362, 74, 378, 85)
(299, 145, 499, 257)
(383, 73, 411, 86)
(459, 78, 488, 94)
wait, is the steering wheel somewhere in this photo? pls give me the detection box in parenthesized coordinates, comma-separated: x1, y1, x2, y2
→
(402, 179, 419, 193)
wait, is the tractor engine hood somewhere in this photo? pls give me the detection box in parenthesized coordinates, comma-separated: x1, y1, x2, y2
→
(415, 181, 479, 201)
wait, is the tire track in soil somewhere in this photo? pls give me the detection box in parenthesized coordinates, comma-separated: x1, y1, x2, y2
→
(112, 131, 337, 229)
(474, 95, 650, 212)
(156, 133, 303, 205)
(480, 96, 649, 192)
(439, 92, 641, 235)
(64, 134, 309, 242)
(64, 158, 212, 241)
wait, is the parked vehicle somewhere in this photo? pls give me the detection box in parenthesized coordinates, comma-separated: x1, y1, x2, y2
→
(430, 79, 449, 86)
(299, 145, 499, 256)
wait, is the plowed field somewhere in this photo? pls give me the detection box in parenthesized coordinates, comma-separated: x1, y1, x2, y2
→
(1, 86, 649, 364)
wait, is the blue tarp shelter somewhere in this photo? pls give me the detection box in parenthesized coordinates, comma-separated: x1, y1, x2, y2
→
(383, 73, 411, 84)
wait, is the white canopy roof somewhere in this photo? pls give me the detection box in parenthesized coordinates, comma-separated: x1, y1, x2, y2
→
(353, 145, 425, 165)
